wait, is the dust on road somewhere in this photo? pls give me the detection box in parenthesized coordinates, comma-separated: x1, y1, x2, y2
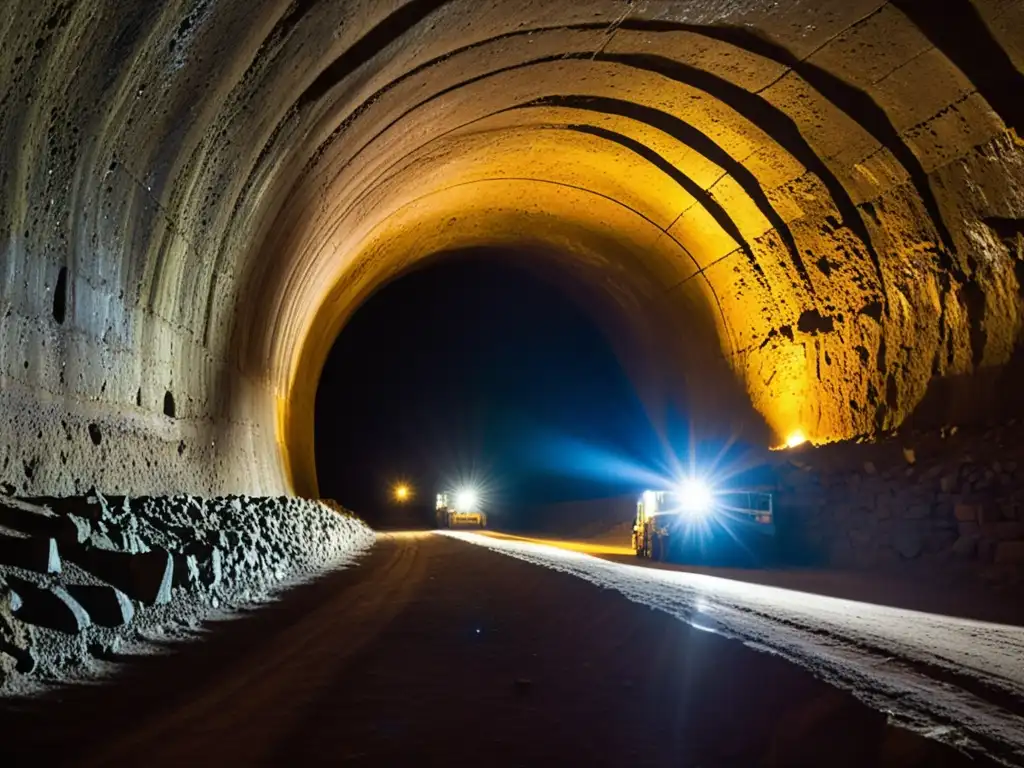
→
(0, 533, 1000, 767)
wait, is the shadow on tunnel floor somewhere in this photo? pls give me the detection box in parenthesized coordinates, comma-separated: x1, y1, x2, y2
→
(0, 534, 1005, 768)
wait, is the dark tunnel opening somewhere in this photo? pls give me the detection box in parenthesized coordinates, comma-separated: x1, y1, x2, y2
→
(313, 249, 684, 530)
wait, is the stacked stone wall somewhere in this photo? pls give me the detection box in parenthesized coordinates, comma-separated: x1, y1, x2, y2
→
(777, 425, 1024, 583)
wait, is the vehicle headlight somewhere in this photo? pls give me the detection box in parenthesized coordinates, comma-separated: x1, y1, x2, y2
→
(455, 487, 478, 512)
(677, 478, 713, 515)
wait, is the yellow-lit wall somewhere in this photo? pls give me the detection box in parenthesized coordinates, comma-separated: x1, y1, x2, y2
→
(4, 0, 1024, 496)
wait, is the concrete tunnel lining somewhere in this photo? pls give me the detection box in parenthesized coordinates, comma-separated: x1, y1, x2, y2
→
(3, 0, 1024, 497)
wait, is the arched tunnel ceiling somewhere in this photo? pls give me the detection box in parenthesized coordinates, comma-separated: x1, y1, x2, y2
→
(3, 0, 1024, 497)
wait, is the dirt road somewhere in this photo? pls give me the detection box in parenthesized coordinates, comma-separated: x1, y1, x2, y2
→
(0, 533, 1003, 767)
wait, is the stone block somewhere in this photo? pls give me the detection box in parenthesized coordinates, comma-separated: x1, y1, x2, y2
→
(952, 535, 980, 558)
(994, 541, 1024, 565)
(954, 503, 978, 521)
(939, 473, 958, 493)
(903, 504, 930, 519)
(977, 505, 1003, 525)
(0, 533, 60, 574)
(65, 584, 134, 628)
(992, 522, 1024, 541)
(70, 547, 173, 605)
(7, 577, 90, 634)
(893, 530, 924, 559)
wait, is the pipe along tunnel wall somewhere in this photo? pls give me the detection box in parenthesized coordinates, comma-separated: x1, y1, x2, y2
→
(4, 0, 1024, 511)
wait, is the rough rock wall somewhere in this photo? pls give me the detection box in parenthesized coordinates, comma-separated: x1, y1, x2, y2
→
(777, 425, 1024, 581)
(4, 1, 1024, 497)
(0, 0, 286, 495)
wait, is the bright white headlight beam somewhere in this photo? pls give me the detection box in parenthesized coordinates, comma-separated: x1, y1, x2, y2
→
(455, 487, 479, 512)
(677, 478, 713, 514)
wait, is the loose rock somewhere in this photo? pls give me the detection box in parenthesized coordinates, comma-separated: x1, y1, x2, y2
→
(0, 532, 61, 575)
(65, 584, 134, 628)
(69, 547, 173, 606)
(8, 577, 91, 634)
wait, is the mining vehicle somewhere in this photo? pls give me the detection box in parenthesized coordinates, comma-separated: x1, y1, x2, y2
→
(632, 479, 775, 563)
(435, 487, 487, 528)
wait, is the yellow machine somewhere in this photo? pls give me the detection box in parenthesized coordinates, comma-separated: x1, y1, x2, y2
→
(436, 487, 487, 528)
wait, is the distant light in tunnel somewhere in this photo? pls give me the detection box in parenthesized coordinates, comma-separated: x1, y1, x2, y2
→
(393, 483, 411, 502)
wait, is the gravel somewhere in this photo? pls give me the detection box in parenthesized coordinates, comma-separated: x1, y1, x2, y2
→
(0, 493, 374, 695)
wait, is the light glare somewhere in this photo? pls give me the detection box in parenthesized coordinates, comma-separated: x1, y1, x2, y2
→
(455, 487, 479, 512)
(677, 478, 713, 513)
(785, 431, 807, 448)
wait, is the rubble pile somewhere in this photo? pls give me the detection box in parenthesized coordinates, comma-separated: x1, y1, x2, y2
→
(0, 493, 373, 693)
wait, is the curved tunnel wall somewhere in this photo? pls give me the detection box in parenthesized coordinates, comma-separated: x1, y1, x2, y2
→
(3, 0, 1024, 497)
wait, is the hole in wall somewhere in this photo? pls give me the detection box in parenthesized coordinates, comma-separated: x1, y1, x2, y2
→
(136, 388, 142, 407)
(88, 423, 101, 446)
(53, 266, 67, 324)
(164, 391, 176, 418)
(177, 440, 185, 456)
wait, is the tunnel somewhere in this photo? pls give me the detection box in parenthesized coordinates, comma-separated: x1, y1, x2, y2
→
(6, 4, 1024, 760)
(3, 0, 1024, 503)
